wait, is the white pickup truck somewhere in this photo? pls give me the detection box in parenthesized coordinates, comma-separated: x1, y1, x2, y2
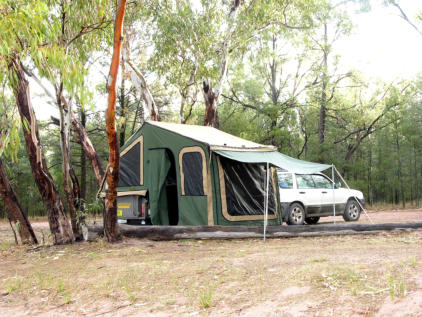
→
(278, 171, 365, 225)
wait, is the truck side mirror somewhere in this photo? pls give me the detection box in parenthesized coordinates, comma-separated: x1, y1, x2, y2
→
(335, 181, 341, 189)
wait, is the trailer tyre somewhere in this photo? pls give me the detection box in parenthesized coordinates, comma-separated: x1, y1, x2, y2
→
(287, 203, 305, 225)
(343, 199, 361, 222)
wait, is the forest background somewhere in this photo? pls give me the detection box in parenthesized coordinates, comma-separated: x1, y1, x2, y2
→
(1, 0, 422, 223)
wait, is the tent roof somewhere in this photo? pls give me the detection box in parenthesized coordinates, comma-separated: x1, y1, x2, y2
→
(145, 121, 276, 151)
(214, 150, 331, 174)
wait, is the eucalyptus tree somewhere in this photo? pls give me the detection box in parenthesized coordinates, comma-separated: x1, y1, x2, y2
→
(0, 1, 75, 244)
(387, 0, 422, 37)
(0, 94, 37, 244)
(220, 26, 319, 154)
(147, 0, 326, 127)
(118, 5, 160, 146)
(325, 80, 411, 178)
(104, 0, 127, 243)
(302, 1, 356, 162)
(21, 0, 111, 240)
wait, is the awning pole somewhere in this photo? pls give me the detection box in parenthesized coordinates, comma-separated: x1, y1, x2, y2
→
(332, 164, 336, 224)
(264, 162, 269, 242)
(333, 165, 373, 224)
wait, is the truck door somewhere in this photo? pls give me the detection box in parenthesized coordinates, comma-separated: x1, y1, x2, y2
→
(312, 174, 334, 214)
(295, 174, 321, 214)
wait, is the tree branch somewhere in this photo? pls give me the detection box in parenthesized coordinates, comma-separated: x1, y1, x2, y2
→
(222, 90, 258, 111)
(391, 1, 422, 38)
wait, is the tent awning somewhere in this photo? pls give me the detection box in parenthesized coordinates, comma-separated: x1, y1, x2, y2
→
(213, 150, 331, 174)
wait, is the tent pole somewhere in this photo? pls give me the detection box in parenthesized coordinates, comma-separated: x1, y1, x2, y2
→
(332, 164, 336, 224)
(264, 162, 269, 242)
(333, 165, 373, 224)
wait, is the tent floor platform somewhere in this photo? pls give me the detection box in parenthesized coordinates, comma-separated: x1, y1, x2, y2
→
(87, 222, 422, 241)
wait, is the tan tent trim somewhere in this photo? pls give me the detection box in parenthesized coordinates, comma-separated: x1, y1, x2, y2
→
(210, 146, 276, 152)
(216, 156, 278, 221)
(99, 190, 147, 198)
(207, 158, 214, 226)
(179, 146, 207, 195)
(270, 166, 278, 216)
(179, 146, 213, 225)
(120, 135, 143, 185)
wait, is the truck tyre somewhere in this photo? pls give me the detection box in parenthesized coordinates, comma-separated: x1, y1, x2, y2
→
(287, 203, 305, 225)
(343, 199, 361, 222)
(305, 216, 320, 225)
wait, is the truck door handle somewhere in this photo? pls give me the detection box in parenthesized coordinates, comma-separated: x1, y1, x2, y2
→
(299, 191, 306, 194)
(322, 191, 327, 194)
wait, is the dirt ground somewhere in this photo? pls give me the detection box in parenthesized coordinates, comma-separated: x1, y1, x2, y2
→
(319, 208, 422, 224)
(0, 209, 422, 316)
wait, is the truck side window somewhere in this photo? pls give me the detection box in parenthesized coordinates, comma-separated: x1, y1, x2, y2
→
(278, 173, 293, 189)
(312, 174, 332, 189)
(296, 174, 315, 189)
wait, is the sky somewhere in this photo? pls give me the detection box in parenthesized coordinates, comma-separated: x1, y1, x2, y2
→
(32, 0, 422, 120)
(337, 0, 422, 81)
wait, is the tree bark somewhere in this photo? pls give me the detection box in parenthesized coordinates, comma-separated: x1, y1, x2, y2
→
(179, 67, 197, 124)
(202, 80, 218, 127)
(88, 222, 422, 241)
(71, 113, 105, 186)
(394, 124, 405, 208)
(203, 4, 235, 127)
(130, 99, 142, 135)
(119, 55, 127, 147)
(413, 142, 419, 206)
(118, 85, 126, 146)
(127, 60, 159, 121)
(80, 109, 87, 200)
(202, 50, 228, 127)
(0, 157, 38, 244)
(58, 93, 82, 240)
(318, 23, 328, 162)
(8, 56, 74, 245)
(104, 0, 127, 242)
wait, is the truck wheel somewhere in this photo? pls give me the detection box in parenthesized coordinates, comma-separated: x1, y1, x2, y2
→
(305, 216, 320, 225)
(343, 199, 361, 222)
(287, 203, 305, 225)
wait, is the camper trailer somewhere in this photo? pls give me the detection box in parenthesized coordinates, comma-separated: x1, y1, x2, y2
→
(115, 121, 282, 226)
(113, 121, 330, 226)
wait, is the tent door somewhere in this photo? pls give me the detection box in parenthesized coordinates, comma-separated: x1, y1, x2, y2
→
(164, 149, 179, 225)
(148, 148, 179, 225)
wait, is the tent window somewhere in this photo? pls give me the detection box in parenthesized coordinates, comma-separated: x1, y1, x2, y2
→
(179, 147, 207, 197)
(118, 136, 143, 186)
(182, 152, 205, 196)
(219, 156, 276, 217)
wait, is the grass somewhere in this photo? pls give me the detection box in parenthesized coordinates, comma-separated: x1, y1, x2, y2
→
(310, 257, 328, 263)
(0, 222, 421, 315)
(6, 276, 23, 293)
(368, 202, 421, 211)
(116, 270, 137, 303)
(198, 286, 213, 309)
(310, 261, 414, 300)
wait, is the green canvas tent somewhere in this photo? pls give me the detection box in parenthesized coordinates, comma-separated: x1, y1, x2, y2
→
(115, 121, 329, 226)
